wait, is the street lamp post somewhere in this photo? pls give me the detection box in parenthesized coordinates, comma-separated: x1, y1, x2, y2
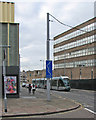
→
(3, 49, 7, 112)
(40, 60, 44, 70)
(40, 59, 45, 87)
(0, 45, 11, 112)
(60, 48, 65, 76)
(91, 68, 93, 79)
(79, 66, 82, 79)
(58, 56, 59, 76)
(47, 13, 51, 101)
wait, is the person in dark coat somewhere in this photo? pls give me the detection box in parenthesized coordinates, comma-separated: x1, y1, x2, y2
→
(29, 84, 32, 94)
(32, 84, 36, 95)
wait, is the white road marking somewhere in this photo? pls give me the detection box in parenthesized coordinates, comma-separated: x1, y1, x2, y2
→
(84, 108, 96, 114)
(83, 104, 93, 108)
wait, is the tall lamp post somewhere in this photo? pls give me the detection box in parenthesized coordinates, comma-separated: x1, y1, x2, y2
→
(91, 68, 93, 79)
(0, 45, 11, 112)
(60, 48, 65, 76)
(40, 60, 44, 70)
(40, 60, 45, 87)
(47, 13, 51, 101)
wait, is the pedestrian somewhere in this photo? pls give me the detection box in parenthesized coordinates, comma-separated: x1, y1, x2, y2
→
(32, 84, 36, 95)
(29, 84, 32, 94)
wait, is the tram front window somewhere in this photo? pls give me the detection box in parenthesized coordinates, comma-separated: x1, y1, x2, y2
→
(63, 79, 70, 86)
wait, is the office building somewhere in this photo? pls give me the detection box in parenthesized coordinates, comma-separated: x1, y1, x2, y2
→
(54, 17, 96, 80)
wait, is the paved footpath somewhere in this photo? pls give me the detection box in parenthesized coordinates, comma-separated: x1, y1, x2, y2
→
(1, 88, 80, 118)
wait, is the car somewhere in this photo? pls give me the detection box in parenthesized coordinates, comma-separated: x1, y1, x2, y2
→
(22, 83, 26, 87)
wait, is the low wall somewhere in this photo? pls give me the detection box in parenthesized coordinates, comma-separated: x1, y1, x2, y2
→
(70, 79, 96, 91)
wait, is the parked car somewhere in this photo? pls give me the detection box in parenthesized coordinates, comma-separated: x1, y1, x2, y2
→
(22, 83, 26, 87)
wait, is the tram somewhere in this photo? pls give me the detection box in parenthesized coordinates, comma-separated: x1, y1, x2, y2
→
(32, 76, 70, 91)
(32, 78, 47, 88)
(51, 76, 70, 91)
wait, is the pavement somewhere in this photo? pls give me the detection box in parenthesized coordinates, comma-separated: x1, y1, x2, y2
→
(1, 88, 81, 118)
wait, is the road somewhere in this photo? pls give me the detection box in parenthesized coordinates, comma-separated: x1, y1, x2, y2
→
(51, 89, 95, 112)
(2, 87, 95, 120)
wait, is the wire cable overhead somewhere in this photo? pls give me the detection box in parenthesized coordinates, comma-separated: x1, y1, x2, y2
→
(49, 13, 88, 33)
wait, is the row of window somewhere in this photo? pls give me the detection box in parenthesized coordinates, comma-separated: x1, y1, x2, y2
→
(54, 47, 96, 60)
(54, 35, 95, 53)
(54, 59, 96, 69)
(54, 23, 95, 45)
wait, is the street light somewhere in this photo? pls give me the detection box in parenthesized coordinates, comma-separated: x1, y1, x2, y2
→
(79, 64, 85, 79)
(40, 60, 44, 70)
(0, 45, 11, 112)
(40, 60, 45, 86)
(91, 68, 93, 79)
(60, 48, 65, 76)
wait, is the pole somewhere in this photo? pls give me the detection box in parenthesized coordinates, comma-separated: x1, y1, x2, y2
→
(0, 45, 11, 113)
(43, 60, 44, 70)
(3, 49, 7, 112)
(64, 52, 65, 76)
(80, 68, 81, 79)
(47, 13, 50, 101)
(19, 54, 21, 93)
(91, 68, 93, 79)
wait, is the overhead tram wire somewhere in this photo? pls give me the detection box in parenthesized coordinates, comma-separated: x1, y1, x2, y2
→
(49, 13, 89, 34)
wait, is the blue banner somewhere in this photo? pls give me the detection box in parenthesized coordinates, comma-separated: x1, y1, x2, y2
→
(46, 60, 52, 78)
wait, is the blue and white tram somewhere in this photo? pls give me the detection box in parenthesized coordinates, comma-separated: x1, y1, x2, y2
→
(32, 76, 70, 91)
(51, 76, 70, 91)
(32, 78, 47, 88)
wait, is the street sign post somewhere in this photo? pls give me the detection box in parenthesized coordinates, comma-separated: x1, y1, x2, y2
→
(46, 60, 52, 101)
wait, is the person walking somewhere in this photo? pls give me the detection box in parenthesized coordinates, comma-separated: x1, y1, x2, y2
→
(29, 84, 32, 94)
(32, 84, 36, 95)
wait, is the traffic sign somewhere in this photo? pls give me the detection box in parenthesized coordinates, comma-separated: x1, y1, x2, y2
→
(46, 60, 52, 78)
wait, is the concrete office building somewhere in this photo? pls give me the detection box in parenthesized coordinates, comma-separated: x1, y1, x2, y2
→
(0, 2, 19, 97)
(54, 17, 96, 80)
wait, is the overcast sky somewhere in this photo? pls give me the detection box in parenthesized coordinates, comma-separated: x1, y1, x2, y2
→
(1, 0, 95, 71)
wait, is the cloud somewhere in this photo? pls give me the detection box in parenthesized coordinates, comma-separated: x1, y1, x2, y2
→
(1, 0, 95, 2)
(11, 1, 95, 71)
(20, 57, 30, 63)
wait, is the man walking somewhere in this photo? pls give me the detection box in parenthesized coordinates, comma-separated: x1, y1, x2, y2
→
(29, 84, 32, 94)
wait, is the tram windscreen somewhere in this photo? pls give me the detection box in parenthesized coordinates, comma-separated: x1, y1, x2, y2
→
(62, 79, 70, 86)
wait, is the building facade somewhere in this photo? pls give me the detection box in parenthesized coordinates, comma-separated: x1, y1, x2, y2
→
(54, 17, 96, 80)
(20, 70, 27, 83)
(0, 2, 20, 98)
(26, 70, 46, 84)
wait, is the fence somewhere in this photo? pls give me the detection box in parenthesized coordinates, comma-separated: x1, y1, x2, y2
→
(69, 79, 96, 90)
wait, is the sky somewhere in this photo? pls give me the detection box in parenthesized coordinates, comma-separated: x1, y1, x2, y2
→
(1, 0, 95, 71)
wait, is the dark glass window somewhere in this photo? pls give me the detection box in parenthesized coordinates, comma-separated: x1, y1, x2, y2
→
(58, 80, 64, 87)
